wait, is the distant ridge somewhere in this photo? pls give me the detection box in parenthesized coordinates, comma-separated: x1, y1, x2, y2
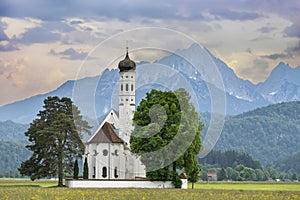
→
(0, 44, 299, 124)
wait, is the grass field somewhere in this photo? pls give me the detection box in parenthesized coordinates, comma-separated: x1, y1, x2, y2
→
(192, 182, 300, 191)
(0, 179, 299, 200)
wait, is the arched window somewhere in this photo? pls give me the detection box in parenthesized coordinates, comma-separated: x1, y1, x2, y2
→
(131, 84, 134, 91)
(120, 84, 123, 91)
(126, 84, 129, 91)
(114, 167, 118, 178)
(102, 167, 107, 178)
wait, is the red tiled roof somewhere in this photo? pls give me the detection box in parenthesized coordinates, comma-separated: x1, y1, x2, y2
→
(87, 122, 124, 144)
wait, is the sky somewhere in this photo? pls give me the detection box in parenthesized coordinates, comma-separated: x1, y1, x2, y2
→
(0, 0, 300, 106)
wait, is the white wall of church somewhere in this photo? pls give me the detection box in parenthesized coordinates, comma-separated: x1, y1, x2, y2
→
(85, 143, 126, 179)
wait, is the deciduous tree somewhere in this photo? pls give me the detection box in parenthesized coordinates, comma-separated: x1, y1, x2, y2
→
(130, 89, 203, 187)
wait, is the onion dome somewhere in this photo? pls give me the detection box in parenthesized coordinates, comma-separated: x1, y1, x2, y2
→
(118, 47, 136, 72)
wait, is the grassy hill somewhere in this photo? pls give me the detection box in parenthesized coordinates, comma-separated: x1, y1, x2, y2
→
(214, 101, 300, 166)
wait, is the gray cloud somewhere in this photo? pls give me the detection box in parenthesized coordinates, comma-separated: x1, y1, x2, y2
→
(261, 41, 300, 60)
(0, 42, 19, 51)
(284, 22, 300, 38)
(0, 22, 8, 41)
(17, 26, 61, 44)
(0, 0, 275, 22)
(210, 9, 263, 21)
(257, 26, 276, 33)
(49, 48, 89, 60)
(261, 53, 290, 60)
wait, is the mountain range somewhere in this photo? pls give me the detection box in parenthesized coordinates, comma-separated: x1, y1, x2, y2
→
(0, 44, 299, 124)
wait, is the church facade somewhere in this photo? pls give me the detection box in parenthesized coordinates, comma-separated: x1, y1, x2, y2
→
(84, 48, 146, 179)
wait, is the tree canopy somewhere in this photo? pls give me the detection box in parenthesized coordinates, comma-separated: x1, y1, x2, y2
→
(18, 96, 91, 187)
(130, 88, 203, 187)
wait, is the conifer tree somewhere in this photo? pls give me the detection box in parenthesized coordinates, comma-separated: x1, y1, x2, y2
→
(18, 96, 91, 187)
(83, 157, 89, 179)
(73, 159, 79, 179)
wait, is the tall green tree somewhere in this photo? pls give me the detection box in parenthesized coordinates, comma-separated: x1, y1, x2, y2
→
(18, 96, 91, 187)
(130, 89, 203, 187)
(83, 157, 89, 179)
(73, 159, 79, 179)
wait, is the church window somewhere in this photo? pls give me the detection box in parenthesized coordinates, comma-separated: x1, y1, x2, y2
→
(102, 167, 107, 178)
(131, 76, 133, 78)
(121, 84, 123, 91)
(126, 76, 128, 78)
(111, 112, 113, 116)
(114, 149, 119, 156)
(126, 99, 128, 101)
(114, 167, 119, 178)
(131, 99, 133, 101)
(131, 84, 134, 91)
(126, 84, 128, 91)
(103, 149, 108, 156)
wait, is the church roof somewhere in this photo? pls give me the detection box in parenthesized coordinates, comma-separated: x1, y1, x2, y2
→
(118, 48, 136, 72)
(87, 122, 124, 144)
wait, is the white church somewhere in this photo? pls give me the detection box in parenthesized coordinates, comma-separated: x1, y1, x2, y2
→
(84, 48, 146, 179)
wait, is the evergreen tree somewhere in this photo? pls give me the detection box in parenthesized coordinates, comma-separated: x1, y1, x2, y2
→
(18, 96, 91, 187)
(73, 160, 79, 179)
(130, 89, 203, 187)
(83, 157, 89, 179)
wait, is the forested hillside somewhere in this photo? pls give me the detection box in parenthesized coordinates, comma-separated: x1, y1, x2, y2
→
(215, 101, 300, 166)
(0, 120, 28, 141)
(0, 140, 31, 177)
(273, 152, 300, 174)
(0, 121, 29, 177)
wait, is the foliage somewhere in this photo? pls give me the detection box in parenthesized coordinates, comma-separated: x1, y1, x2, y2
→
(83, 157, 89, 179)
(217, 168, 227, 181)
(73, 160, 79, 179)
(130, 89, 203, 187)
(171, 172, 182, 188)
(18, 96, 91, 187)
(213, 101, 300, 166)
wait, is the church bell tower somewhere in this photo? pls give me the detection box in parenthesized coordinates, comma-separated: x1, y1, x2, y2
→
(118, 47, 136, 146)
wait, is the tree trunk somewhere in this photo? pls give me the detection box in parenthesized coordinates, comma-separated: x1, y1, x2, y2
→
(58, 136, 64, 187)
(172, 162, 176, 172)
(192, 182, 194, 189)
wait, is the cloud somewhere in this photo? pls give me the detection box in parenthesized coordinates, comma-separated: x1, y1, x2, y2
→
(0, 0, 267, 22)
(0, 42, 19, 51)
(284, 22, 300, 38)
(17, 26, 61, 44)
(210, 9, 263, 21)
(49, 48, 89, 60)
(0, 22, 9, 41)
(261, 41, 300, 60)
(239, 58, 270, 83)
(261, 53, 290, 60)
(257, 26, 276, 33)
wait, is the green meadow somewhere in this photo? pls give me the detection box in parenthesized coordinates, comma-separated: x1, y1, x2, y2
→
(0, 179, 299, 200)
